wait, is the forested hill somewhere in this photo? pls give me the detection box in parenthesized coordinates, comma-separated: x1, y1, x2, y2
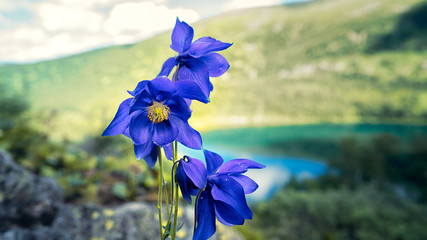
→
(1, 0, 426, 139)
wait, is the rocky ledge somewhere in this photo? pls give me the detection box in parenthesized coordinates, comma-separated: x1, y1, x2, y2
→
(0, 150, 242, 240)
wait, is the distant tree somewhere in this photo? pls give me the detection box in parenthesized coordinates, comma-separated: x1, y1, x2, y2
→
(253, 187, 427, 240)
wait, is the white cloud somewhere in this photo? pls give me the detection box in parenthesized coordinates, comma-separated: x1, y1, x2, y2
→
(0, 0, 17, 11)
(0, 1, 111, 62)
(104, 1, 199, 44)
(8, 27, 45, 42)
(53, 0, 127, 10)
(0, 0, 200, 62)
(0, 26, 111, 62)
(53, 0, 170, 10)
(223, 0, 283, 11)
(0, 14, 8, 25)
(54, 0, 108, 9)
(37, 3, 104, 32)
(0, 27, 46, 62)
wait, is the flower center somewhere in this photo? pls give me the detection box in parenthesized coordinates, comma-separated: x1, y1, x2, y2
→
(147, 101, 171, 124)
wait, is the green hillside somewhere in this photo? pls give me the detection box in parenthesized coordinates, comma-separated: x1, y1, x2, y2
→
(1, 0, 427, 140)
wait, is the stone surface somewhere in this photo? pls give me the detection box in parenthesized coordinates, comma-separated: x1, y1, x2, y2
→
(0, 150, 243, 240)
(0, 150, 63, 232)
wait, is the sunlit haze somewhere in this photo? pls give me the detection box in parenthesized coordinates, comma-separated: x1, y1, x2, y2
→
(0, 0, 299, 63)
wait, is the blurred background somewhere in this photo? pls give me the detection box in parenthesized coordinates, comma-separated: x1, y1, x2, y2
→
(1, 0, 427, 239)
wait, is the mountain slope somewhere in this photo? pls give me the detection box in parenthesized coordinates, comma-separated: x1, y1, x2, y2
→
(1, 0, 426, 140)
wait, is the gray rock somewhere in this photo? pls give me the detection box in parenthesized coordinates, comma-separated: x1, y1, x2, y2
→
(0, 150, 243, 240)
(50, 202, 242, 240)
(0, 229, 31, 240)
(0, 150, 63, 231)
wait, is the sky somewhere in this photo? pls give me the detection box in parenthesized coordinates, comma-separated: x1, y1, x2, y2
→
(0, 0, 303, 64)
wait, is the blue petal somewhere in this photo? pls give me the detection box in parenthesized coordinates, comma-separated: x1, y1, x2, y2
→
(177, 123, 202, 150)
(158, 57, 178, 77)
(211, 175, 253, 220)
(170, 17, 194, 53)
(214, 200, 245, 226)
(203, 150, 224, 176)
(194, 190, 216, 240)
(142, 148, 158, 168)
(148, 76, 177, 102)
(123, 127, 130, 138)
(182, 156, 207, 189)
(129, 112, 152, 144)
(188, 37, 232, 58)
(176, 160, 203, 204)
(184, 98, 192, 107)
(218, 159, 265, 175)
(129, 90, 152, 113)
(152, 120, 178, 146)
(169, 115, 202, 150)
(102, 98, 133, 136)
(165, 95, 192, 121)
(178, 59, 211, 99)
(200, 53, 230, 77)
(134, 142, 157, 168)
(176, 163, 193, 204)
(230, 175, 259, 194)
(127, 80, 149, 96)
(175, 80, 209, 103)
(163, 143, 173, 160)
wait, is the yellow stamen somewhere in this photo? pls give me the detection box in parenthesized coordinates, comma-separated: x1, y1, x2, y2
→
(147, 101, 171, 123)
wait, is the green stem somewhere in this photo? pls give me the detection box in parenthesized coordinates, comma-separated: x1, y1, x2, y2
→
(164, 174, 170, 222)
(165, 144, 177, 236)
(157, 146, 164, 239)
(172, 178, 179, 239)
(171, 141, 179, 240)
(166, 161, 177, 232)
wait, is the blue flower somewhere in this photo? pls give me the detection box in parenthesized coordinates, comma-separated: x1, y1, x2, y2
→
(158, 18, 232, 102)
(176, 150, 265, 240)
(102, 76, 202, 167)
